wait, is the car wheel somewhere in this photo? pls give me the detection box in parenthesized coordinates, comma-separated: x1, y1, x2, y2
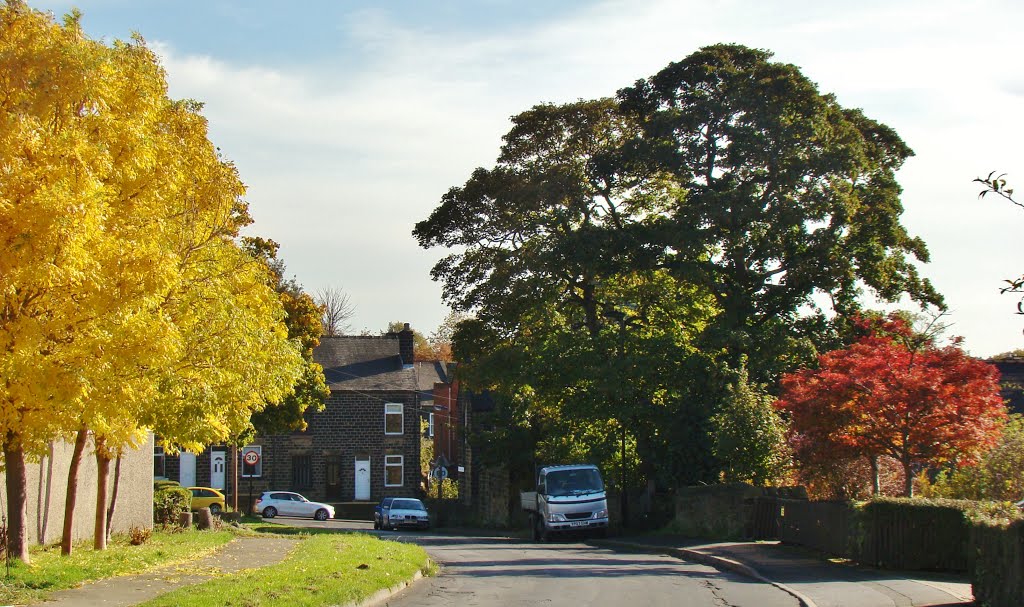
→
(314, 509, 329, 521)
(209, 504, 222, 515)
(262, 506, 277, 518)
(373, 520, 380, 530)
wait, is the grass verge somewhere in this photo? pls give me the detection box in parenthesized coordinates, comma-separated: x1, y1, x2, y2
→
(0, 527, 236, 605)
(139, 531, 431, 607)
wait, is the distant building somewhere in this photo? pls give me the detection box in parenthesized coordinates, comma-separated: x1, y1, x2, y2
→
(989, 357, 1024, 415)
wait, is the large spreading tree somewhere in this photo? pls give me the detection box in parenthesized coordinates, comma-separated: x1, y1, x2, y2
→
(776, 315, 1006, 496)
(618, 44, 943, 381)
(415, 44, 942, 491)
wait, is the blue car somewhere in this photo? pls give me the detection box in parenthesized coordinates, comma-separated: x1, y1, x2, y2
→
(373, 497, 395, 530)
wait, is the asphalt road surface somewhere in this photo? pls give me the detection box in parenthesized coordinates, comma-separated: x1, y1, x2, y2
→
(384, 533, 799, 607)
(270, 519, 797, 606)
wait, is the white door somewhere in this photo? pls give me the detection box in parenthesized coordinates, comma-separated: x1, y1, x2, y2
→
(355, 458, 371, 500)
(211, 452, 226, 490)
(179, 452, 196, 487)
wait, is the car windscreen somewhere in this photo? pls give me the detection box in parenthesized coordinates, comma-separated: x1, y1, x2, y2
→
(391, 499, 424, 510)
(545, 468, 604, 497)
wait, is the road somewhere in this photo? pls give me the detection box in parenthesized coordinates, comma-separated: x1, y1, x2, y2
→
(277, 518, 799, 607)
(384, 534, 800, 607)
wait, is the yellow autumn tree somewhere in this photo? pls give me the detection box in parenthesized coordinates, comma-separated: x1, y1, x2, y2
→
(0, 1, 304, 559)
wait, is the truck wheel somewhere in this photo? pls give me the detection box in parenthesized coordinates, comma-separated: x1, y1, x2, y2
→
(533, 516, 548, 543)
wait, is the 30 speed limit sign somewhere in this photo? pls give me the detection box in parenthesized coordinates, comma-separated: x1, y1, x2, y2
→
(243, 450, 260, 466)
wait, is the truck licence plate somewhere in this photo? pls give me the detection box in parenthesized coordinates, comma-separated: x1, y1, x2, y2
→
(569, 521, 588, 527)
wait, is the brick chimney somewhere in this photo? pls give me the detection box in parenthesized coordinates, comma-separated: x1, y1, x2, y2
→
(398, 322, 414, 367)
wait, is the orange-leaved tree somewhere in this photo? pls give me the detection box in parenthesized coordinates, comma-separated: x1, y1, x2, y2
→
(776, 314, 1006, 497)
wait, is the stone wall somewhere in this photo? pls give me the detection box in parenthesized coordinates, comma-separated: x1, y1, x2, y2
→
(474, 463, 512, 527)
(0, 434, 154, 545)
(249, 389, 422, 503)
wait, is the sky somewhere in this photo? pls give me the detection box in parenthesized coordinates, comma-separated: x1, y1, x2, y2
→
(27, 0, 1024, 356)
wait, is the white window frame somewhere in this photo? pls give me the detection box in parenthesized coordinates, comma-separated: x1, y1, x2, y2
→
(384, 403, 404, 435)
(241, 445, 262, 478)
(428, 412, 435, 438)
(385, 454, 404, 487)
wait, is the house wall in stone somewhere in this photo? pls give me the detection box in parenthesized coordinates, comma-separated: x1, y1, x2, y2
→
(232, 389, 422, 504)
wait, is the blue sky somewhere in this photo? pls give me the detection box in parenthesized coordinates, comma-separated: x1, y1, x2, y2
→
(28, 0, 1024, 356)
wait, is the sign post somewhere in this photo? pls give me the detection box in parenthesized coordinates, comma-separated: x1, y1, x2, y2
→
(243, 450, 260, 515)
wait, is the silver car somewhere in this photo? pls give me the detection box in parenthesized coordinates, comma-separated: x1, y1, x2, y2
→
(255, 491, 335, 521)
(382, 498, 430, 530)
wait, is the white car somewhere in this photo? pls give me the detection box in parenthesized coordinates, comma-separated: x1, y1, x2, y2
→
(255, 491, 335, 521)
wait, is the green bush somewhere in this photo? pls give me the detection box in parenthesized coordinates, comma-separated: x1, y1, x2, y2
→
(154, 486, 191, 525)
(971, 519, 1024, 607)
(852, 497, 973, 571)
(154, 479, 181, 491)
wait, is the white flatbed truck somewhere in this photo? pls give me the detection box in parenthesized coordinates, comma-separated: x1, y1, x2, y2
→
(520, 464, 609, 541)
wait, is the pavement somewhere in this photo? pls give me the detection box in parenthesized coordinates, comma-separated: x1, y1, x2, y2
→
(37, 536, 300, 607)
(594, 536, 975, 607)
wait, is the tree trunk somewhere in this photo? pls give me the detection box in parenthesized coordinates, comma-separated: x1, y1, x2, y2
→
(3, 438, 31, 563)
(870, 456, 880, 496)
(94, 439, 110, 550)
(61, 427, 89, 555)
(902, 460, 914, 497)
(105, 453, 122, 541)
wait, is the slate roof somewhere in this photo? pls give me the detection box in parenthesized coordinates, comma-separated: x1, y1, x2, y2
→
(314, 335, 418, 392)
(415, 361, 451, 392)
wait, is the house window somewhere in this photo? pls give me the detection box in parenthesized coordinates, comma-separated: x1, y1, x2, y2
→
(385, 455, 404, 487)
(241, 445, 262, 478)
(385, 403, 403, 435)
(292, 455, 312, 489)
(154, 445, 166, 479)
(428, 412, 435, 438)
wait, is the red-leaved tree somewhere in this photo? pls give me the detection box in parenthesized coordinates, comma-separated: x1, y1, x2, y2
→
(776, 315, 1007, 496)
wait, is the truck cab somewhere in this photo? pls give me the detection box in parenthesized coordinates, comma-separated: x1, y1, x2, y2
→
(521, 464, 609, 541)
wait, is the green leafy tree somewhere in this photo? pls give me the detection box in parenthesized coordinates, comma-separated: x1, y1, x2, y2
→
(416, 45, 943, 494)
(711, 365, 791, 486)
(619, 44, 943, 381)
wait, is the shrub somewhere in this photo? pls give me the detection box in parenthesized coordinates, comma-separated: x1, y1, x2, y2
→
(971, 519, 1024, 607)
(154, 486, 192, 525)
(128, 525, 152, 545)
(852, 497, 973, 571)
(154, 479, 181, 491)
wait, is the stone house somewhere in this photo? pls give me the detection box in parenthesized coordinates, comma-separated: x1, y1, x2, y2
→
(157, 323, 463, 510)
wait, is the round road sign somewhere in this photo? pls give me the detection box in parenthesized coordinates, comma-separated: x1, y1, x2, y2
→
(243, 450, 260, 466)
